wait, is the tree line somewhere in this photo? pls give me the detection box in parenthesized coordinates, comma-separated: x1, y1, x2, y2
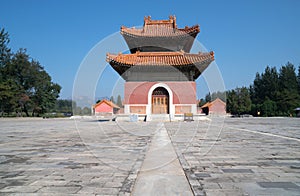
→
(204, 62, 300, 117)
(0, 28, 61, 117)
(249, 62, 300, 116)
(109, 95, 123, 108)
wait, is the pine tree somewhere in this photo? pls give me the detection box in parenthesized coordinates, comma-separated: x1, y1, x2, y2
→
(110, 96, 115, 103)
(252, 72, 263, 104)
(117, 95, 123, 107)
(277, 62, 300, 115)
(250, 66, 281, 116)
(0, 28, 11, 68)
(226, 90, 238, 114)
(205, 92, 211, 102)
(226, 87, 251, 115)
(0, 28, 14, 115)
(210, 91, 226, 102)
(297, 66, 300, 94)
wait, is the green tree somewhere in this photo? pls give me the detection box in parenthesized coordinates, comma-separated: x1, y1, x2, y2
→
(277, 62, 300, 116)
(0, 28, 13, 115)
(29, 60, 61, 116)
(0, 79, 19, 116)
(250, 72, 262, 104)
(214, 91, 226, 102)
(262, 66, 279, 100)
(279, 62, 298, 92)
(205, 92, 211, 103)
(226, 87, 251, 115)
(297, 66, 300, 94)
(250, 66, 281, 116)
(198, 98, 206, 107)
(261, 98, 277, 117)
(239, 87, 252, 114)
(251, 66, 279, 105)
(226, 89, 238, 114)
(0, 29, 61, 116)
(110, 96, 115, 103)
(117, 95, 122, 107)
(0, 28, 11, 68)
(54, 99, 73, 113)
(3, 49, 61, 116)
(4, 49, 33, 116)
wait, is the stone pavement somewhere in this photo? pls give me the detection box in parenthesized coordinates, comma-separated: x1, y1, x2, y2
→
(166, 117, 300, 195)
(0, 118, 152, 195)
(0, 117, 300, 195)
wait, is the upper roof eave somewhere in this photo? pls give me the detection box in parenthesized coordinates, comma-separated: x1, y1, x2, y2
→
(120, 25, 200, 37)
(106, 51, 214, 66)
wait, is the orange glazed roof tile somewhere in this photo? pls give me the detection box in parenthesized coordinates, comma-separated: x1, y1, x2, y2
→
(121, 15, 200, 37)
(201, 98, 226, 108)
(93, 99, 120, 109)
(106, 51, 214, 66)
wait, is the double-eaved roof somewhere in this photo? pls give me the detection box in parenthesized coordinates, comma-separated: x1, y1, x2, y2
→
(107, 16, 214, 81)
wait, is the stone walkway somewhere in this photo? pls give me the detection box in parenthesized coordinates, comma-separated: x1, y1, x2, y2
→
(0, 117, 300, 195)
(132, 123, 193, 195)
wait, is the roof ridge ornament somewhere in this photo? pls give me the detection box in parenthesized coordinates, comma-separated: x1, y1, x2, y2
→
(169, 15, 177, 28)
(144, 16, 151, 25)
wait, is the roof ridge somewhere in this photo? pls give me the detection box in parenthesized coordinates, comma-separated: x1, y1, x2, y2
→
(144, 15, 177, 27)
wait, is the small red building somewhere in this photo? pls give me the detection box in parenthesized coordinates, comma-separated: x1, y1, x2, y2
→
(93, 100, 120, 116)
(201, 98, 226, 115)
(106, 16, 214, 119)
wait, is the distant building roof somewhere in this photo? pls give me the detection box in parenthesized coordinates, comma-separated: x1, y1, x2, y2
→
(201, 98, 226, 108)
(201, 98, 226, 115)
(93, 99, 120, 109)
(201, 101, 211, 109)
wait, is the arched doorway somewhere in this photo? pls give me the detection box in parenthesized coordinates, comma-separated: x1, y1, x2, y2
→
(152, 87, 169, 114)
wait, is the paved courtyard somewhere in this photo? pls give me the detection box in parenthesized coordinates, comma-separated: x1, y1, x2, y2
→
(0, 117, 299, 195)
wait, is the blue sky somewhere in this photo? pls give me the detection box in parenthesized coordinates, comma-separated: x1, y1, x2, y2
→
(1, 0, 300, 101)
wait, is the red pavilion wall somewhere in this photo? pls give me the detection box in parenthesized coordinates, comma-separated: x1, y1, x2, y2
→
(94, 102, 113, 113)
(124, 82, 197, 104)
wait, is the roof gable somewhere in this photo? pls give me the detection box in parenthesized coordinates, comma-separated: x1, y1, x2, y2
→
(201, 98, 226, 108)
(212, 98, 226, 106)
(93, 99, 120, 109)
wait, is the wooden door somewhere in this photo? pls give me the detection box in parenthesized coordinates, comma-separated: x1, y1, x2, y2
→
(152, 87, 169, 114)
